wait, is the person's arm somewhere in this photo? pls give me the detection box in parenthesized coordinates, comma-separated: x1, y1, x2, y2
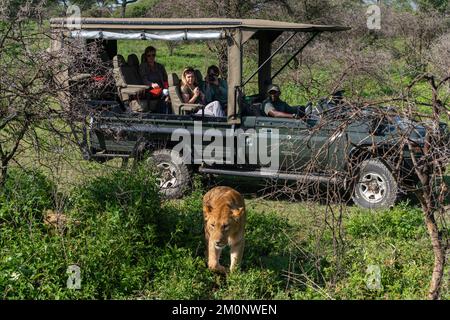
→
(264, 101, 295, 118)
(268, 110, 295, 118)
(181, 86, 201, 104)
(180, 86, 192, 103)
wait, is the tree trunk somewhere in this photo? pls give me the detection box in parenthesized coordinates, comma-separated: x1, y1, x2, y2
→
(121, 3, 126, 18)
(423, 202, 445, 299)
(0, 160, 8, 189)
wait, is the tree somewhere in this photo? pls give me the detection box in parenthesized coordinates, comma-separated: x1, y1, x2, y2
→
(416, 0, 449, 12)
(0, 0, 111, 186)
(115, 0, 138, 18)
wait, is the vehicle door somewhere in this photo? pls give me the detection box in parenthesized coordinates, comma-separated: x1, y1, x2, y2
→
(240, 116, 312, 172)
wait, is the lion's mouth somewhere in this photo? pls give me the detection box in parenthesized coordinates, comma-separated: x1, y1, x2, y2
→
(215, 243, 227, 250)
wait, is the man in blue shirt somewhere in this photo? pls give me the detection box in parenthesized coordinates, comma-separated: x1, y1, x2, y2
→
(262, 84, 302, 118)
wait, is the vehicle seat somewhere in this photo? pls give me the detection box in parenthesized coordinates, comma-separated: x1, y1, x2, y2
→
(127, 54, 142, 85)
(168, 73, 204, 115)
(112, 54, 149, 110)
(243, 102, 263, 117)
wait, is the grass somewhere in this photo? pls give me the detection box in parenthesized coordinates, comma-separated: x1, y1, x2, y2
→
(1, 164, 448, 300)
(118, 40, 217, 76)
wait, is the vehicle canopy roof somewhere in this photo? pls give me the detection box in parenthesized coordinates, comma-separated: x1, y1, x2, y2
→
(50, 17, 348, 33)
(50, 18, 349, 123)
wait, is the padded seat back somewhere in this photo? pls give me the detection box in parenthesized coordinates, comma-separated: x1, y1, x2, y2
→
(113, 54, 147, 104)
(112, 54, 127, 89)
(168, 73, 183, 115)
(127, 54, 142, 85)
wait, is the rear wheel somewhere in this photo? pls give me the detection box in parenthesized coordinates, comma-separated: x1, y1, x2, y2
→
(147, 149, 190, 199)
(352, 159, 398, 210)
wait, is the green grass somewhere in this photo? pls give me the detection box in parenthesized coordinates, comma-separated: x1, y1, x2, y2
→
(118, 40, 217, 76)
(1, 166, 448, 300)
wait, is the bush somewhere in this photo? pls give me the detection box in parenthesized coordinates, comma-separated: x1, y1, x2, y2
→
(346, 203, 425, 240)
(0, 168, 54, 225)
(330, 238, 433, 299)
(149, 246, 215, 299)
(71, 165, 160, 223)
(213, 268, 288, 300)
(156, 177, 204, 249)
(244, 210, 292, 269)
(1, 165, 162, 299)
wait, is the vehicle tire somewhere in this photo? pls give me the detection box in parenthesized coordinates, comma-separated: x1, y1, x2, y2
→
(147, 149, 190, 199)
(351, 159, 398, 210)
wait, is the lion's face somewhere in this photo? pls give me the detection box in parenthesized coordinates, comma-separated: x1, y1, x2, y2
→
(203, 203, 245, 249)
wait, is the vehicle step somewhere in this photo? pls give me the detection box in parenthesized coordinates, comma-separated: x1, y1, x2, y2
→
(198, 167, 340, 184)
(91, 153, 130, 158)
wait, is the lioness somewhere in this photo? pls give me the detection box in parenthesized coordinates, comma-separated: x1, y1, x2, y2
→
(203, 186, 246, 274)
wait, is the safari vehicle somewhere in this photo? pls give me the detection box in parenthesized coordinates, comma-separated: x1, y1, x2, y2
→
(49, 17, 427, 210)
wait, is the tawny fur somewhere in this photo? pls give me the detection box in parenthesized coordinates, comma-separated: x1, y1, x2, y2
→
(202, 186, 246, 274)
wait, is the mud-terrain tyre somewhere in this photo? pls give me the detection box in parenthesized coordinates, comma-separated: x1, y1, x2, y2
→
(352, 159, 398, 210)
(148, 149, 190, 199)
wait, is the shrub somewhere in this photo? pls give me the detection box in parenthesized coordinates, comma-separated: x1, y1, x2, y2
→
(346, 202, 425, 240)
(244, 210, 292, 269)
(71, 165, 160, 224)
(213, 268, 288, 300)
(149, 246, 215, 299)
(0, 168, 54, 225)
(1, 165, 162, 299)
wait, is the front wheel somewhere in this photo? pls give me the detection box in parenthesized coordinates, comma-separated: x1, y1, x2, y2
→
(147, 149, 190, 199)
(351, 159, 398, 210)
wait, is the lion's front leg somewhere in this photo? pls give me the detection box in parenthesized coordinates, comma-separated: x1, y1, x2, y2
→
(230, 238, 244, 272)
(207, 240, 226, 274)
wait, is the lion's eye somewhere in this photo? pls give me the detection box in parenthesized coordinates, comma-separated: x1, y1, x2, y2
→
(223, 224, 229, 230)
(210, 224, 215, 229)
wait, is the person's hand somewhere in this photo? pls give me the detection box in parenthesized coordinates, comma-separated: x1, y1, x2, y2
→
(193, 87, 201, 97)
(151, 83, 160, 89)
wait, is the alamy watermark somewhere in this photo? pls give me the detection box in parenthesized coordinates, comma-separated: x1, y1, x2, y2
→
(366, 265, 382, 290)
(171, 121, 280, 174)
(367, 5, 381, 30)
(66, 5, 81, 30)
(67, 264, 81, 289)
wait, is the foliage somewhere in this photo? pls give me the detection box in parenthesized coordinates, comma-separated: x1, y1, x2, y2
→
(346, 203, 426, 240)
(0, 167, 448, 299)
(0, 168, 55, 225)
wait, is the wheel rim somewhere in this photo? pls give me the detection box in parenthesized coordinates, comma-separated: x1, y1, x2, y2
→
(358, 172, 387, 203)
(155, 161, 178, 189)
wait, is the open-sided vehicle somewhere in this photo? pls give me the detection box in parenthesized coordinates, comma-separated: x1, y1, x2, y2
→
(49, 17, 428, 209)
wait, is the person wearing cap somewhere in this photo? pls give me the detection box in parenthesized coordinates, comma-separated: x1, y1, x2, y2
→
(262, 85, 301, 118)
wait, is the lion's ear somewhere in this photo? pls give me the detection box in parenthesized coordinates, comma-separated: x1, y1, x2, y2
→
(231, 207, 245, 220)
(203, 204, 212, 219)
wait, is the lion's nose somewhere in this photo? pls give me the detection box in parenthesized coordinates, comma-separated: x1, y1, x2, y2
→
(215, 241, 225, 248)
